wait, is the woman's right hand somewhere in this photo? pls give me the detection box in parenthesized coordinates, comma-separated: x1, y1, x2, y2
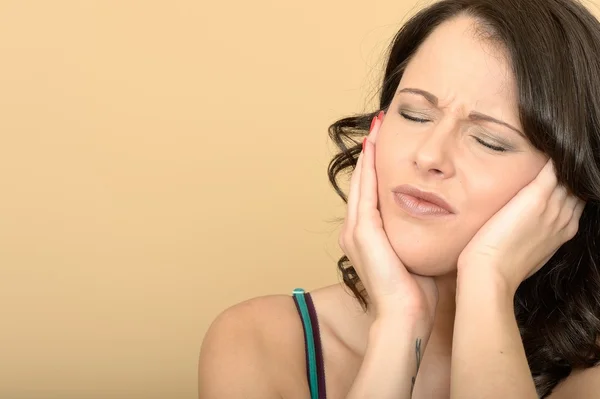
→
(338, 111, 439, 328)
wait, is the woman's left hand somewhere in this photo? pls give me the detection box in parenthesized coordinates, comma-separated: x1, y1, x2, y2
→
(457, 159, 586, 294)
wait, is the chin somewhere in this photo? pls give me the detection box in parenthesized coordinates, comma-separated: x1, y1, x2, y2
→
(389, 235, 459, 276)
(403, 263, 454, 277)
(403, 261, 455, 277)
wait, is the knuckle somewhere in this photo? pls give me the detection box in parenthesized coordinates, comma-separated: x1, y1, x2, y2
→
(353, 224, 372, 246)
(339, 220, 347, 235)
(338, 229, 349, 250)
(528, 195, 547, 213)
(338, 235, 346, 251)
(549, 206, 562, 223)
(351, 227, 362, 243)
(566, 223, 579, 239)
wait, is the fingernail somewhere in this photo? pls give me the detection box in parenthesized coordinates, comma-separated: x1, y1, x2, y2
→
(369, 115, 377, 132)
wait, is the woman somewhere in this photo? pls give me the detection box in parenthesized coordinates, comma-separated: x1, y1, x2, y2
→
(198, 0, 600, 397)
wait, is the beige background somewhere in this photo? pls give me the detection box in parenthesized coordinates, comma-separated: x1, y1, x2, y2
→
(4, 0, 573, 398)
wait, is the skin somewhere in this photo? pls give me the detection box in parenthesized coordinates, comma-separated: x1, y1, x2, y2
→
(376, 17, 547, 278)
(198, 15, 593, 399)
(364, 15, 547, 389)
(344, 14, 554, 394)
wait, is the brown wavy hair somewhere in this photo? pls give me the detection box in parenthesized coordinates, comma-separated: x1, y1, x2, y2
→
(327, 0, 600, 397)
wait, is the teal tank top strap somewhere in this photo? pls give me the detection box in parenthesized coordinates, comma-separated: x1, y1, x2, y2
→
(292, 288, 320, 399)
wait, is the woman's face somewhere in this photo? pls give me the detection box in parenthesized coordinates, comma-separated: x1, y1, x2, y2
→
(376, 15, 548, 276)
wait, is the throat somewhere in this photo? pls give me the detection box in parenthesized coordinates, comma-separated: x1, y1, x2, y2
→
(430, 271, 458, 355)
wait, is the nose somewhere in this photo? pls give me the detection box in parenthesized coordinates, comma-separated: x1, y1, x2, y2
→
(413, 121, 456, 179)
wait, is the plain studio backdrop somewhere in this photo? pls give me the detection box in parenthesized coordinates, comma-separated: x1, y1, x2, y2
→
(1, 1, 598, 398)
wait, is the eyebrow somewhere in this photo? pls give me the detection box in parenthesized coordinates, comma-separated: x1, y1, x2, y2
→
(396, 87, 525, 138)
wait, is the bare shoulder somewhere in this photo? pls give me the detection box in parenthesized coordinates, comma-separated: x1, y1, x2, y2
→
(198, 294, 309, 399)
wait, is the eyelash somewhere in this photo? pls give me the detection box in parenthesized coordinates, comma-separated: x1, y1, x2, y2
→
(399, 112, 508, 153)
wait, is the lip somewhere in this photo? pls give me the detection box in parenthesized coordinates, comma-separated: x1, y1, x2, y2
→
(391, 184, 456, 216)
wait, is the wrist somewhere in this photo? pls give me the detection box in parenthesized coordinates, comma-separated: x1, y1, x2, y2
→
(371, 313, 434, 342)
(456, 264, 515, 302)
(373, 296, 436, 328)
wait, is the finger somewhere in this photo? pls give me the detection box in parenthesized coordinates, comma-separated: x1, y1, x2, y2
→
(358, 134, 380, 223)
(563, 198, 585, 240)
(555, 189, 577, 229)
(367, 110, 385, 145)
(549, 184, 568, 206)
(533, 159, 558, 198)
(548, 184, 569, 219)
(575, 199, 586, 219)
(357, 113, 383, 219)
(346, 149, 364, 230)
(344, 114, 379, 253)
(349, 114, 380, 225)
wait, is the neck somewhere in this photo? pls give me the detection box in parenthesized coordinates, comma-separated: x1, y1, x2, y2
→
(434, 269, 458, 321)
(428, 270, 458, 357)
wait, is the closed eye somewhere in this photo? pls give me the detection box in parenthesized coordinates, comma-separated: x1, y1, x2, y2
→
(473, 137, 508, 152)
(401, 112, 509, 153)
(400, 112, 430, 123)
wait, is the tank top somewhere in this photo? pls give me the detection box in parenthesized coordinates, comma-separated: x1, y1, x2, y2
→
(292, 288, 327, 399)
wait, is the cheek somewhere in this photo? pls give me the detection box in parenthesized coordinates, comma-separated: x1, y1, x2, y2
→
(374, 133, 410, 181)
(374, 144, 396, 186)
(464, 172, 529, 226)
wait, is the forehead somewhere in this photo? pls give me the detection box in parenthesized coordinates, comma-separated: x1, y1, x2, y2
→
(399, 15, 517, 112)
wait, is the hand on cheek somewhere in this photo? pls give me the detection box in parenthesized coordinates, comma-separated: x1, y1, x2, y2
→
(457, 159, 586, 294)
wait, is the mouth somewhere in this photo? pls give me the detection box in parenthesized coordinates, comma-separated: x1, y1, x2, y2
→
(391, 184, 456, 218)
